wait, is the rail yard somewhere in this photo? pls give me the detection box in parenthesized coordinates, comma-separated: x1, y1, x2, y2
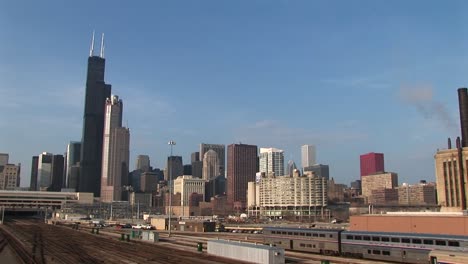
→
(0, 218, 244, 264)
(0, 217, 395, 264)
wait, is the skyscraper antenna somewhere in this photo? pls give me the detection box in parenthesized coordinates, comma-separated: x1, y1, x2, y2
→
(89, 30, 95, 57)
(100, 33, 105, 58)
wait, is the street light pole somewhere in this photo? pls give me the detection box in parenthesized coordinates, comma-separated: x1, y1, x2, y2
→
(168, 140, 176, 237)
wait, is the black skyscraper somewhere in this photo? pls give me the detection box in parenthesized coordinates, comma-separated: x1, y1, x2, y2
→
(79, 33, 112, 197)
(30, 156, 38, 191)
(50, 154, 65, 192)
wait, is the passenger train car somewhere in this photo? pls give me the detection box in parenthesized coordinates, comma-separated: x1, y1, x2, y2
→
(428, 250, 468, 264)
(263, 226, 468, 264)
(263, 227, 341, 255)
(341, 231, 468, 264)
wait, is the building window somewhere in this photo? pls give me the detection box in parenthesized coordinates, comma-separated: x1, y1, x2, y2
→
(288, 232, 292, 235)
(402, 238, 410, 243)
(423, 240, 434, 245)
(412, 239, 421, 244)
(448, 241, 460, 247)
(313, 233, 318, 237)
(306, 233, 311, 237)
(381, 237, 389, 242)
(435, 240, 446, 246)
(391, 237, 400, 243)
(372, 250, 381, 255)
(367, 250, 371, 254)
(382, 251, 390, 256)
(355, 236, 362, 240)
(363, 236, 370, 241)
(319, 234, 325, 238)
(346, 235, 353, 240)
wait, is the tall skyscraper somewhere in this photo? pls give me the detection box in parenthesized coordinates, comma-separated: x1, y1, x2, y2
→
(136, 155, 151, 172)
(200, 144, 225, 176)
(66, 142, 81, 188)
(259, 148, 284, 176)
(37, 152, 53, 191)
(80, 32, 112, 197)
(191, 152, 202, 178)
(166, 156, 183, 181)
(191, 152, 200, 163)
(360, 152, 385, 177)
(101, 95, 130, 202)
(50, 154, 65, 192)
(202, 149, 220, 180)
(301, 145, 316, 168)
(227, 143, 258, 207)
(0, 153, 8, 166)
(30, 156, 39, 191)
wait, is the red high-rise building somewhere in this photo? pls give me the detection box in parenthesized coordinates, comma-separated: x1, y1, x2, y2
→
(360, 152, 385, 177)
(227, 144, 258, 208)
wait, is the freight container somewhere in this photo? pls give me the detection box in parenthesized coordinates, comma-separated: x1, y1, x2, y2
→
(207, 239, 285, 264)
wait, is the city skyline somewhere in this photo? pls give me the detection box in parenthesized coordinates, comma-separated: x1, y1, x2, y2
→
(2, 1, 467, 187)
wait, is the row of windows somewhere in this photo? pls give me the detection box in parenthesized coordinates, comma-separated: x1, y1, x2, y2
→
(346, 235, 460, 247)
(299, 243, 316, 248)
(271, 230, 333, 238)
(368, 249, 391, 256)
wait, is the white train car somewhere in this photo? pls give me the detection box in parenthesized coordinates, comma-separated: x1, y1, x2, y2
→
(208, 239, 285, 264)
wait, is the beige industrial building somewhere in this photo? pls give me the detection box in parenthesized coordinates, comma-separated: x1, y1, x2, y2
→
(369, 188, 398, 205)
(361, 172, 398, 198)
(434, 147, 468, 212)
(0, 164, 21, 190)
(173, 175, 206, 207)
(252, 171, 327, 218)
(397, 183, 437, 205)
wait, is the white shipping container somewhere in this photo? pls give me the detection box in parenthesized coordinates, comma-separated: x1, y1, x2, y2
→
(207, 240, 285, 264)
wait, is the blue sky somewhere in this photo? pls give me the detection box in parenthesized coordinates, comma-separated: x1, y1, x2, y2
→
(1, 1, 467, 187)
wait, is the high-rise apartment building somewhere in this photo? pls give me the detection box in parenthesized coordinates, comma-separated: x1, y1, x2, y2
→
(30, 156, 38, 191)
(166, 156, 183, 181)
(361, 172, 398, 198)
(0, 153, 9, 166)
(66, 142, 81, 188)
(101, 95, 130, 202)
(0, 163, 20, 190)
(202, 149, 220, 180)
(360, 152, 385, 177)
(136, 155, 150, 172)
(304, 164, 330, 180)
(80, 33, 112, 197)
(227, 143, 258, 207)
(301, 145, 316, 168)
(257, 171, 327, 218)
(37, 152, 53, 191)
(259, 148, 284, 176)
(200, 144, 225, 176)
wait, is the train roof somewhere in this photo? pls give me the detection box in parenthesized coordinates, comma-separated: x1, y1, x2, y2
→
(263, 226, 342, 233)
(342, 230, 468, 241)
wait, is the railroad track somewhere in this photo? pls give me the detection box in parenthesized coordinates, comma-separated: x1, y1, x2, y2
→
(2, 219, 244, 264)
